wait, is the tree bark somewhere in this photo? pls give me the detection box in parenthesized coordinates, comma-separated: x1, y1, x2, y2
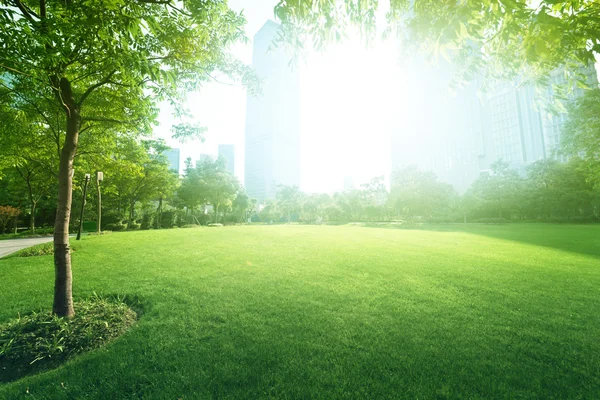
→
(157, 195, 162, 228)
(30, 201, 36, 233)
(97, 179, 101, 233)
(130, 200, 135, 222)
(53, 77, 79, 318)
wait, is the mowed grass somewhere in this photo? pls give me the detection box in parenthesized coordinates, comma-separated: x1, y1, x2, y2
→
(1, 224, 599, 399)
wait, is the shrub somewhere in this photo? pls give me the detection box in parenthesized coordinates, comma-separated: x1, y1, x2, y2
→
(10, 243, 80, 258)
(545, 216, 570, 223)
(477, 218, 507, 224)
(224, 213, 239, 224)
(0, 205, 20, 234)
(127, 222, 141, 231)
(14, 242, 54, 257)
(196, 213, 212, 226)
(175, 210, 188, 227)
(425, 217, 457, 224)
(140, 214, 154, 230)
(0, 296, 136, 383)
(105, 222, 127, 232)
(159, 211, 176, 228)
(398, 221, 420, 229)
(101, 212, 122, 230)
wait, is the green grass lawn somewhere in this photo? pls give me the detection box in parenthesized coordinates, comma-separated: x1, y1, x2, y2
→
(1, 224, 599, 399)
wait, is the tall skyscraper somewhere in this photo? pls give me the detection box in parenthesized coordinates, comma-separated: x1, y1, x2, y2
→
(163, 148, 181, 174)
(218, 144, 235, 175)
(195, 153, 213, 168)
(245, 20, 301, 200)
(391, 61, 598, 192)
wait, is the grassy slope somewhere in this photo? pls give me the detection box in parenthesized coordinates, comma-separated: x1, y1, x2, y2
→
(0, 225, 599, 399)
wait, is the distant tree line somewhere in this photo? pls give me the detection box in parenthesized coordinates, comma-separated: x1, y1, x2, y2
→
(2, 87, 600, 235)
(251, 156, 597, 225)
(1, 144, 599, 234)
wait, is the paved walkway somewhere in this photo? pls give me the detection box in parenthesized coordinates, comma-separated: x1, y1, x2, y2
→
(0, 236, 54, 258)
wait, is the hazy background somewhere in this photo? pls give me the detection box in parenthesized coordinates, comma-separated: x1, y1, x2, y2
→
(155, 0, 400, 193)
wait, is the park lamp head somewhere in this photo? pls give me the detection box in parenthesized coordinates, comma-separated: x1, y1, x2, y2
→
(84, 173, 91, 181)
(97, 171, 104, 182)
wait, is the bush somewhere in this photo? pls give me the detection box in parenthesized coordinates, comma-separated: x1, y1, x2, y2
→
(196, 213, 212, 226)
(425, 217, 457, 224)
(0, 296, 136, 383)
(8, 242, 80, 258)
(127, 222, 141, 231)
(224, 213, 239, 224)
(15, 242, 51, 257)
(587, 215, 600, 223)
(159, 211, 176, 228)
(477, 218, 507, 224)
(140, 214, 154, 230)
(105, 222, 127, 231)
(175, 210, 188, 227)
(397, 221, 420, 229)
(101, 212, 122, 230)
(545, 216, 570, 223)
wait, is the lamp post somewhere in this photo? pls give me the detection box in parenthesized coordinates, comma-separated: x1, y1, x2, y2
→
(76, 174, 91, 241)
(96, 171, 103, 233)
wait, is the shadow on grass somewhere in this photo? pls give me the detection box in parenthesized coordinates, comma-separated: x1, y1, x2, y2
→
(0, 294, 146, 384)
(365, 223, 600, 259)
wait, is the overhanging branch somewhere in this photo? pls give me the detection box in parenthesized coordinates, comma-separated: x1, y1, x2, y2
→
(82, 116, 138, 125)
(12, 0, 40, 23)
(77, 70, 117, 106)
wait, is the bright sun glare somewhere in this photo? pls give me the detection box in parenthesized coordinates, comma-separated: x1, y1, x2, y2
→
(158, 34, 418, 194)
(300, 39, 407, 193)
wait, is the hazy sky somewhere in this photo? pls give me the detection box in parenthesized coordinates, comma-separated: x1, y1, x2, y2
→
(155, 1, 401, 193)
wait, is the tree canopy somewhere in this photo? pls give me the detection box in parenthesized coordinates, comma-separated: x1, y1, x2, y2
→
(0, 0, 254, 317)
(275, 0, 600, 85)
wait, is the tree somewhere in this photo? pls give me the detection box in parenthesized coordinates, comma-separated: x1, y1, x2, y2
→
(179, 158, 241, 224)
(360, 176, 388, 221)
(0, 205, 20, 234)
(232, 192, 252, 223)
(178, 158, 206, 217)
(334, 190, 364, 222)
(0, 92, 59, 232)
(0, 1, 251, 317)
(390, 166, 456, 220)
(202, 160, 241, 224)
(276, 185, 304, 222)
(275, 1, 600, 86)
(14, 163, 54, 233)
(465, 161, 525, 219)
(562, 88, 600, 186)
(525, 158, 595, 219)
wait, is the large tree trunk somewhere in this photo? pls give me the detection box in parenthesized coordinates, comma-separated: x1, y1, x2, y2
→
(53, 78, 79, 318)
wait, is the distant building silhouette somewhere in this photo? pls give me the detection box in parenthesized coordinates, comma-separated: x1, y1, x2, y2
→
(391, 61, 598, 192)
(218, 144, 235, 175)
(163, 148, 180, 174)
(245, 20, 301, 200)
(343, 176, 354, 191)
(195, 153, 213, 168)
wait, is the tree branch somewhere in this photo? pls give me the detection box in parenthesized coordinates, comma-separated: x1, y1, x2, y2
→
(39, 0, 46, 19)
(12, 0, 40, 23)
(82, 116, 138, 125)
(77, 70, 117, 106)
